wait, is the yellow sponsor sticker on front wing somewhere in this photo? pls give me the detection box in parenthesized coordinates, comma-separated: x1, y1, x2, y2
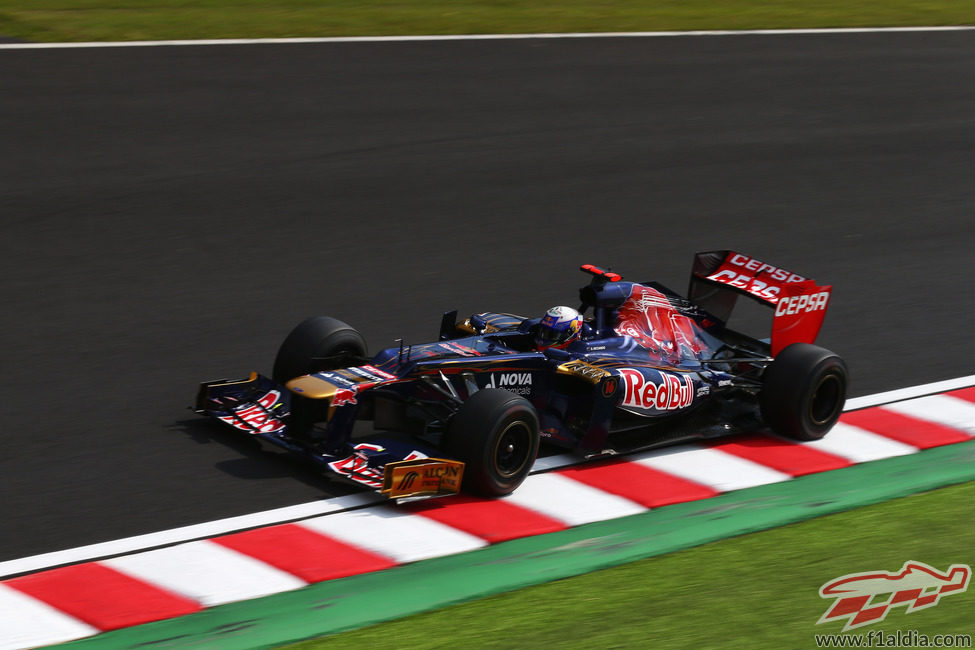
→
(382, 458, 465, 498)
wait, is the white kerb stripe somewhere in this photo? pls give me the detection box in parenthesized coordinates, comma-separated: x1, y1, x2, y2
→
(0, 583, 99, 649)
(803, 422, 918, 462)
(881, 395, 975, 435)
(104, 540, 306, 607)
(504, 472, 646, 525)
(633, 444, 792, 492)
(299, 507, 487, 563)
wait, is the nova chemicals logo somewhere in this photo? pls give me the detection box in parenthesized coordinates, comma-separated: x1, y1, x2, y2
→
(397, 471, 420, 491)
(817, 561, 971, 631)
(486, 372, 532, 395)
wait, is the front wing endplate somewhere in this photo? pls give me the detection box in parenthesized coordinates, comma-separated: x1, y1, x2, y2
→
(381, 458, 465, 499)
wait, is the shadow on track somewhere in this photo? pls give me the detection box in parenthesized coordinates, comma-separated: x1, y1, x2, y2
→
(171, 418, 365, 495)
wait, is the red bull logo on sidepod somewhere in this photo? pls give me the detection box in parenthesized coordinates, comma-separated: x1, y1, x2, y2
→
(818, 561, 971, 631)
(618, 368, 694, 412)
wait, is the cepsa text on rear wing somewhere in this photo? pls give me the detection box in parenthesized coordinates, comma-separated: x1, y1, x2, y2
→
(688, 250, 832, 355)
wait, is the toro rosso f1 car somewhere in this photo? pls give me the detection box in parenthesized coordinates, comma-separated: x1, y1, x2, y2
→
(195, 251, 847, 499)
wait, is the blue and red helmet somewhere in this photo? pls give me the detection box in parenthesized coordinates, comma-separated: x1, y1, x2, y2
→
(535, 306, 584, 350)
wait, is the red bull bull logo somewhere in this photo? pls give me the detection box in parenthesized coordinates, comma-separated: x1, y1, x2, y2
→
(818, 561, 971, 631)
(332, 387, 358, 407)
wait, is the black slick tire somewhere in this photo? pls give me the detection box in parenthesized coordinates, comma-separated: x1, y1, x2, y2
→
(445, 388, 540, 497)
(760, 342, 848, 441)
(272, 316, 367, 383)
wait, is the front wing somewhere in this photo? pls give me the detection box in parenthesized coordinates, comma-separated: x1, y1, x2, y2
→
(194, 374, 464, 498)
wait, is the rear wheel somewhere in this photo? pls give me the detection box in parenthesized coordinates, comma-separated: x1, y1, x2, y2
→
(760, 343, 848, 441)
(272, 316, 367, 383)
(444, 388, 540, 497)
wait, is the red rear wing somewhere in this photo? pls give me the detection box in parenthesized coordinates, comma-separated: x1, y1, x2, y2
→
(688, 250, 832, 356)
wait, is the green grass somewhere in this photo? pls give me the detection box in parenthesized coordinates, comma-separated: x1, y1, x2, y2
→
(290, 481, 975, 649)
(0, 1, 972, 42)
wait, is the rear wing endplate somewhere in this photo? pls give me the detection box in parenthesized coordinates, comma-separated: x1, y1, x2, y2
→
(688, 250, 832, 356)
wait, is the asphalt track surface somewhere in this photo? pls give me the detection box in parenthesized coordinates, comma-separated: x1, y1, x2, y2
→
(1, 31, 973, 563)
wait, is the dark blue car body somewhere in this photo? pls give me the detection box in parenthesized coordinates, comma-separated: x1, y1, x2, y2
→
(195, 252, 846, 497)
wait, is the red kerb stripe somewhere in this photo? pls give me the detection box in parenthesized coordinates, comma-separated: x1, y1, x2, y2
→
(841, 408, 970, 448)
(4, 562, 200, 630)
(946, 386, 975, 403)
(212, 523, 397, 583)
(404, 496, 566, 543)
(559, 458, 719, 508)
(707, 433, 851, 476)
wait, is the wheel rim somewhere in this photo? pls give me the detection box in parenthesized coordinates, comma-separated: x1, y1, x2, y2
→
(493, 420, 533, 479)
(809, 372, 844, 426)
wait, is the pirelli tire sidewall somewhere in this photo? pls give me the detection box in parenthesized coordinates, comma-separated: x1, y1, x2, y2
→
(272, 316, 367, 384)
(446, 388, 540, 497)
(760, 342, 848, 441)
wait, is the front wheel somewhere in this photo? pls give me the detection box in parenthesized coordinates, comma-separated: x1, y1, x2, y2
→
(760, 343, 848, 441)
(444, 388, 540, 497)
(272, 316, 367, 383)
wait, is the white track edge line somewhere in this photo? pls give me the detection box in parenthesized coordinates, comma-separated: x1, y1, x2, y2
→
(844, 374, 975, 410)
(1, 26, 973, 50)
(2, 373, 973, 578)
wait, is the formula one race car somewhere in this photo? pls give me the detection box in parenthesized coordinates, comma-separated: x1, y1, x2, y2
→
(195, 251, 847, 499)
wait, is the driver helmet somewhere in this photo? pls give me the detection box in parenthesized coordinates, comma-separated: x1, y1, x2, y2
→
(535, 306, 584, 350)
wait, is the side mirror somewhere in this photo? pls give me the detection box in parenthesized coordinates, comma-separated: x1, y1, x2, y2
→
(439, 310, 458, 340)
(543, 347, 571, 361)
